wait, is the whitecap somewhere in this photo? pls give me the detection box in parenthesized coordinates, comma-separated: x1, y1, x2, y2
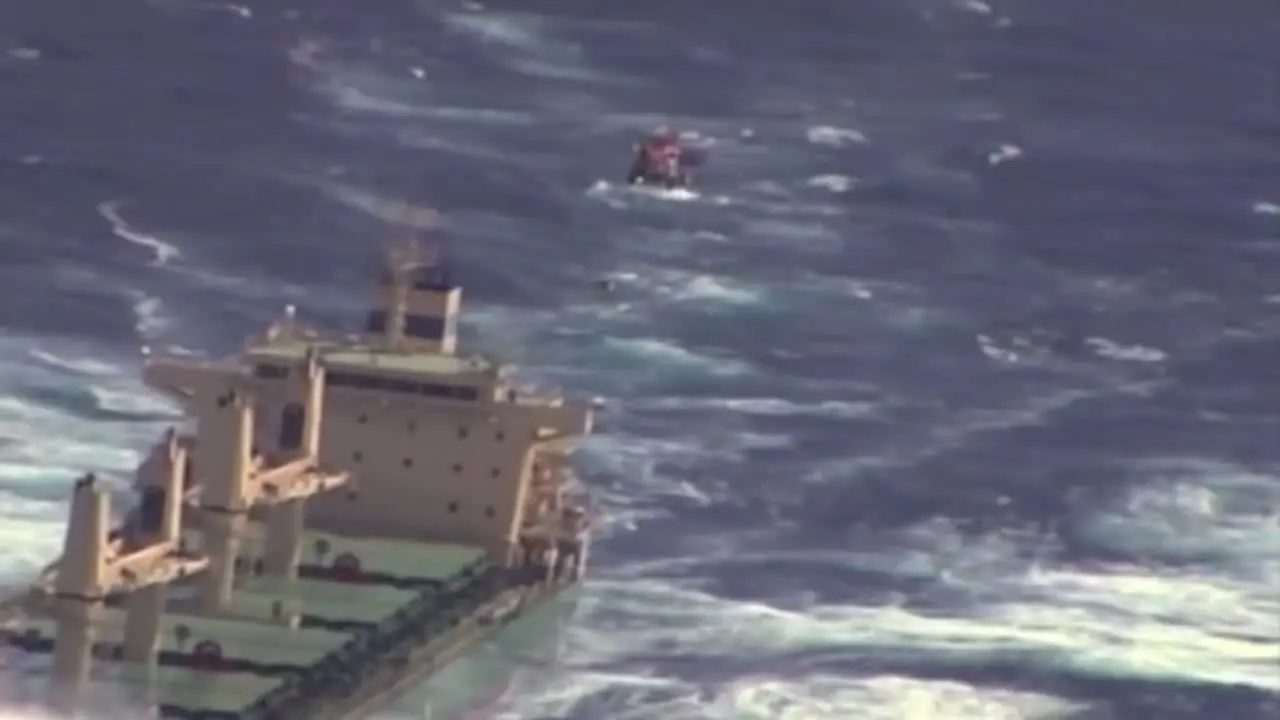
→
(87, 386, 179, 417)
(585, 180, 705, 206)
(442, 10, 620, 84)
(631, 397, 879, 420)
(1084, 337, 1166, 363)
(27, 350, 118, 377)
(0, 495, 61, 577)
(806, 126, 867, 147)
(668, 275, 759, 305)
(957, 0, 993, 14)
(1252, 201, 1279, 215)
(977, 334, 1020, 363)
(986, 143, 1022, 166)
(607, 268, 762, 309)
(602, 337, 750, 377)
(1078, 458, 1280, 584)
(0, 387, 160, 481)
(719, 675, 1079, 720)
(442, 12, 548, 54)
(580, 514, 1280, 691)
(628, 185, 702, 203)
(805, 174, 854, 192)
(95, 199, 180, 265)
(584, 180, 631, 209)
(126, 289, 172, 340)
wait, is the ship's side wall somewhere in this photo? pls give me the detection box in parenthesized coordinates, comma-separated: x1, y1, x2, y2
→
(308, 394, 527, 549)
(311, 582, 580, 720)
(241, 369, 567, 559)
(392, 584, 579, 719)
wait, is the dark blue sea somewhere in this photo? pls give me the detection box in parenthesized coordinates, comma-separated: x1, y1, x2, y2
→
(1, 1, 1277, 718)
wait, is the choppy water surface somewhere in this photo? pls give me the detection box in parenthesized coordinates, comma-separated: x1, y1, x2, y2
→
(1, 1, 1277, 718)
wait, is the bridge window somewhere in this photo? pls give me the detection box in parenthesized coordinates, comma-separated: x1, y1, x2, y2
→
(485, 506, 495, 518)
(278, 403, 304, 451)
(326, 371, 478, 401)
(254, 364, 288, 379)
(448, 502, 458, 513)
(404, 314, 445, 340)
(410, 265, 455, 291)
(378, 266, 456, 292)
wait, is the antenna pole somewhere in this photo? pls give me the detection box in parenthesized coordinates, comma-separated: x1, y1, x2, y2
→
(375, 201, 440, 351)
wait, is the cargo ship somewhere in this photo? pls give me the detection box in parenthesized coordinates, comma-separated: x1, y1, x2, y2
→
(0, 234, 595, 718)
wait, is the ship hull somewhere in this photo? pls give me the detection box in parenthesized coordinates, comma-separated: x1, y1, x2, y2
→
(1, 580, 579, 719)
(374, 583, 578, 719)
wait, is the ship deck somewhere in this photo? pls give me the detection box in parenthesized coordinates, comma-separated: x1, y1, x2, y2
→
(3, 529, 508, 718)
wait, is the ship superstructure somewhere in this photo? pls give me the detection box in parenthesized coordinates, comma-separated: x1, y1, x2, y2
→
(0, 236, 593, 718)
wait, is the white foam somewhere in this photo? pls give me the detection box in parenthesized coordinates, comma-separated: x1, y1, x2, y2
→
(126, 289, 171, 340)
(1083, 337, 1166, 363)
(0, 492, 61, 577)
(630, 397, 878, 420)
(318, 80, 423, 117)
(577, 434, 719, 533)
(986, 143, 1022, 166)
(314, 71, 536, 126)
(805, 126, 867, 147)
(27, 350, 117, 378)
(604, 268, 763, 309)
(602, 337, 751, 377)
(957, 0, 993, 15)
(86, 386, 177, 417)
(1253, 201, 1279, 215)
(628, 185, 702, 203)
(977, 334, 1020, 363)
(443, 12, 548, 53)
(1078, 458, 1280, 585)
(0, 396, 149, 477)
(585, 180, 630, 209)
(95, 200, 180, 266)
(509, 573, 1100, 718)
(667, 275, 758, 305)
(717, 675, 1079, 720)
(442, 10, 625, 85)
(805, 174, 854, 192)
(802, 274, 878, 300)
(586, 179, 719, 207)
(571, 514, 1280, 695)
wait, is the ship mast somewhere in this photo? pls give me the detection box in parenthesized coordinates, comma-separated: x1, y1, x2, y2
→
(380, 203, 439, 352)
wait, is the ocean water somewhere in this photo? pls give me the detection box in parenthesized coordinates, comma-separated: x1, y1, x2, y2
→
(1, 0, 1278, 718)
